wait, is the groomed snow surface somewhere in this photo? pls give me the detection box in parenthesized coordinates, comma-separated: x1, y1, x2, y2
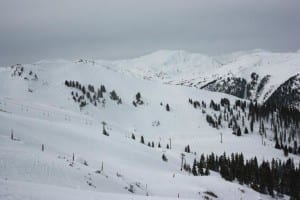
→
(0, 53, 298, 199)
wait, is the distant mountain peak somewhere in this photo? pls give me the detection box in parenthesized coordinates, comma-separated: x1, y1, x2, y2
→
(94, 49, 300, 108)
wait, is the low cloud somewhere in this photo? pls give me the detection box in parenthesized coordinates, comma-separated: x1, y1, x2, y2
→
(0, 0, 299, 65)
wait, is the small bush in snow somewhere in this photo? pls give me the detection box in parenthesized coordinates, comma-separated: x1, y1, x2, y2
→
(162, 154, 168, 162)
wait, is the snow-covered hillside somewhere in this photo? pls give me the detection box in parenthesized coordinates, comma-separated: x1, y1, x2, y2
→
(99, 50, 300, 108)
(0, 58, 299, 199)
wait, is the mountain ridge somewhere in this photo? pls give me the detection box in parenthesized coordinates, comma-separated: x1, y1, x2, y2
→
(91, 49, 300, 109)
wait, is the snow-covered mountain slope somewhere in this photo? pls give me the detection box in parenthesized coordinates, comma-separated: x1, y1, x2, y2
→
(99, 50, 300, 109)
(0, 59, 299, 199)
(96, 50, 221, 82)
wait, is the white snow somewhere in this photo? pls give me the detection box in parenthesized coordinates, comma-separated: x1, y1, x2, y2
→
(98, 50, 300, 103)
(0, 53, 298, 199)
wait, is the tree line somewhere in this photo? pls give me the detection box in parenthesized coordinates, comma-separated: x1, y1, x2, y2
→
(184, 152, 300, 199)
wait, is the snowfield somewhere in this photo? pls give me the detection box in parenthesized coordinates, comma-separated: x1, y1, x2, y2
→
(0, 52, 298, 199)
(100, 50, 300, 104)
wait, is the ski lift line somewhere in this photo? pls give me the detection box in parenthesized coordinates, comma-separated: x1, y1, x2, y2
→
(1, 97, 91, 118)
(1, 97, 78, 116)
(0, 98, 57, 113)
(1, 97, 76, 118)
(0, 98, 97, 125)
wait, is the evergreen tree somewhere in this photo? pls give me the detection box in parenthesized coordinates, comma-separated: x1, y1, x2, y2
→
(250, 117, 254, 132)
(100, 85, 106, 93)
(283, 146, 289, 157)
(162, 154, 168, 162)
(166, 104, 170, 111)
(110, 90, 119, 101)
(275, 137, 281, 149)
(140, 136, 145, 144)
(192, 159, 198, 176)
(237, 127, 242, 136)
(204, 167, 210, 176)
(102, 126, 109, 136)
(132, 101, 137, 107)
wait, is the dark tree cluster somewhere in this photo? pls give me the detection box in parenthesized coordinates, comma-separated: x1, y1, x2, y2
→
(188, 98, 201, 109)
(257, 75, 270, 95)
(265, 74, 300, 111)
(133, 92, 144, 107)
(245, 72, 259, 98)
(210, 100, 220, 111)
(184, 152, 300, 199)
(131, 134, 165, 150)
(220, 98, 230, 108)
(203, 76, 247, 98)
(185, 154, 210, 176)
(189, 98, 207, 109)
(184, 145, 191, 153)
(206, 114, 219, 128)
(188, 96, 300, 155)
(11, 64, 24, 77)
(65, 80, 108, 109)
(109, 90, 122, 104)
(11, 64, 38, 81)
(248, 101, 300, 155)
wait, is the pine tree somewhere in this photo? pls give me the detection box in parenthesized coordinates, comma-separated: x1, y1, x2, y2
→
(136, 92, 141, 102)
(117, 98, 122, 104)
(102, 122, 109, 136)
(204, 167, 210, 176)
(132, 101, 137, 107)
(192, 159, 198, 176)
(237, 127, 242, 136)
(283, 146, 288, 157)
(166, 104, 170, 111)
(162, 154, 168, 162)
(10, 130, 13, 140)
(185, 145, 190, 153)
(110, 90, 119, 101)
(275, 137, 281, 149)
(250, 117, 254, 132)
(102, 127, 109, 136)
(100, 85, 106, 93)
(140, 136, 145, 144)
(131, 133, 135, 140)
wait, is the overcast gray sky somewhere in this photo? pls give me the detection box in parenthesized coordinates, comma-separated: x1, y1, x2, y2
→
(0, 0, 299, 65)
